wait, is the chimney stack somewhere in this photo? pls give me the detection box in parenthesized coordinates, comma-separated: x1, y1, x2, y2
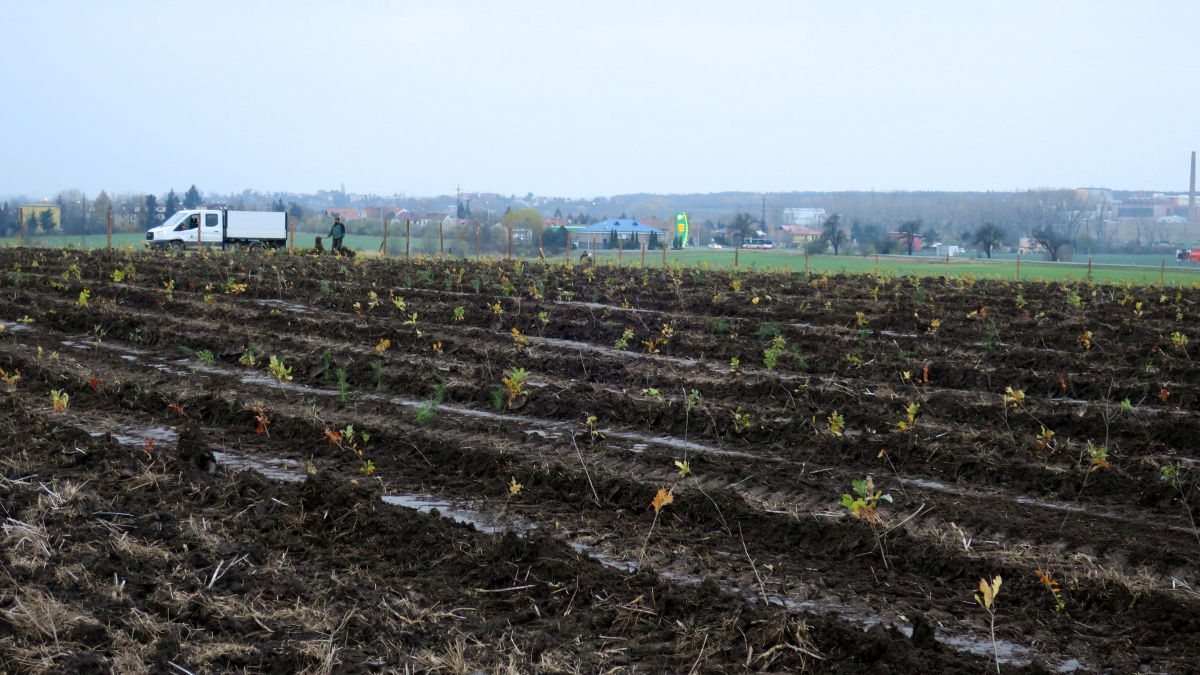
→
(1191, 151, 1197, 223)
(1185, 148, 1195, 220)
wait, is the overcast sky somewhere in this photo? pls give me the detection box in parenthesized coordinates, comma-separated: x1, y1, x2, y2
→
(3, 1, 1198, 199)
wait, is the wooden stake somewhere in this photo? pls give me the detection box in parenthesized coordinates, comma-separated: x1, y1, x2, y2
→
(566, 231, 572, 263)
(381, 215, 388, 257)
(734, 245, 739, 268)
(475, 221, 480, 258)
(439, 220, 444, 258)
(1016, 251, 1021, 280)
(1087, 256, 1092, 282)
(507, 227, 513, 260)
(289, 215, 296, 255)
(18, 207, 24, 247)
(944, 253, 950, 279)
(106, 209, 112, 250)
(405, 219, 410, 259)
(804, 249, 809, 273)
(641, 242, 645, 267)
(617, 236, 622, 264)
(874, 252, 879, 275)
(538, 227, 544, 259)
(1161, 258, 1166, 287)
(662, 241, 667, 266)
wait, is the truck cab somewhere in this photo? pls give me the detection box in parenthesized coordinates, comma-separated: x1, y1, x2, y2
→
(147, 210, 222, 249)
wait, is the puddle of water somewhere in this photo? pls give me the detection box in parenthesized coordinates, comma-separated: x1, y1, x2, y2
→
(60, 340, 91, 350)
(554, 299, 663, 315)
(90, 424, 178, 446)
(256, 299, 315, 314)
(382, 493, 536, 535)
(0, 320, 30, 332)
(534, 335, 698, 366)
(213, 450, 306, 483)
(120, 355, 138, 361)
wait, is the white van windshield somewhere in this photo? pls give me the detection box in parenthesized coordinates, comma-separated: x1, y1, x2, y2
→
(160, 212, 189, 229)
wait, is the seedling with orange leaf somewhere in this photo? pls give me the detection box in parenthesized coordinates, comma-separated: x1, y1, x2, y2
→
(841, 476, 892, 568)
(511, 327, 530, 352)
(252, 406, 270, 435)
(324, 424, 375, 476)
(1077, 330, 1092, 350)
(50, 390, 69, 413)
(507, 477, 523, 496)
(638, 487, 674, 566)
(974, 575, 1003, 674)
(140, 438, 155, 460)
(1035, 570, 1066, 612)
(1035, 425, 1055, 454)
(1002, 387, 1025, 407)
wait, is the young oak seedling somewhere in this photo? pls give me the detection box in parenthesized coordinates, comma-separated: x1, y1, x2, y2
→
(975, 575, 1003, 674)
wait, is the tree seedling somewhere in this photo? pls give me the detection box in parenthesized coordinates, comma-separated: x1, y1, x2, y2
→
(1035, 570, 1065, 612)
(50, 389, 69, 413)
(1077, 331, 1092, 350)
(252, 406, 270, 435)
(77, 289, 91, 307)
(763, 335, 786, 371)
(375, 338, 391, 355)
(0, 368, 19, 393)
(335, 368, 351, 403)
(974, 575, 1003, 675)
(1035, 425, 1055, 454)
(415, 382, 447, 424)
(240, 345, 258, 367)
(1161, 462, 1200, 546)
(638, 487, 674, 566)
(584, 414, 604, 443)
(1002, 387, 1025, 407)
(325, 424, 374, 476)
(828, 411, 845, 437)
(501, 367, 529, 407)
(613, 328, 634, 351)
(894, 403, 919, 433)
(508, 477, 523, 496)
(842, 476, 892, 568)
(732, 406, 752, 432)
(268, 355, 292, 382)
(511, 327, 530, 352)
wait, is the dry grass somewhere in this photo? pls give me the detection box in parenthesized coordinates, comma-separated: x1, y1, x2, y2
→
(2, 518, 52, 568)
(2, 588, 96, 647)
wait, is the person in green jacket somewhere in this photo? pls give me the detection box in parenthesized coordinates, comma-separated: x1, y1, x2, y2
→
(329, 216, 345, 253)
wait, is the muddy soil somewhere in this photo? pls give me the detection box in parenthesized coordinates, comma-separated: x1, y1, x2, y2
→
(0, 248, 1198, 673)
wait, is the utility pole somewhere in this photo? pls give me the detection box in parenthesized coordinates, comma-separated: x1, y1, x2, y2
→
(760, 194, 768, 239)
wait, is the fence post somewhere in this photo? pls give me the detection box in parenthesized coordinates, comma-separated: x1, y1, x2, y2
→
(106, 210, 112, 249)
(381, 215, 388, 257)
(944, 253, 950, 279)
(566, 231, 571, 264)
(1016, 251, 1021, 280)
(476, 221, 480, 258)
(405, 219, 410, 259)
(618, 236, 623, 264)
(439, 220, 445, 258)
(18, 207, 24, 247)
(662, 242, 667, 266)
(804, 249, 809, 273)
(1087, 256, 1092, 282)
(734, 245, 739, 268)
(874, 252, 879, 275)
(1161, 258, 1166, 287)
(289, 215, 295, 255)
(538, 227, 544, 259)
(641, 242, 646, 267)
(507, 227, 513, 260)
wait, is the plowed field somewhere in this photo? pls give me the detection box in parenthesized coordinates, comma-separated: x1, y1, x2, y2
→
(1, 248, 1197, 674)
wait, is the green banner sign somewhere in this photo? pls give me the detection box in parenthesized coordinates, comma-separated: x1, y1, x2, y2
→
(674, 212, 688, 248)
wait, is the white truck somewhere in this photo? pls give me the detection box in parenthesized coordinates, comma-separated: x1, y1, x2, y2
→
(145, 209, 287, 251)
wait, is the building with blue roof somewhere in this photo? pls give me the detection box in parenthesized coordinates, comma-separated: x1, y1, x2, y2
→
(574, 218, 666, 251)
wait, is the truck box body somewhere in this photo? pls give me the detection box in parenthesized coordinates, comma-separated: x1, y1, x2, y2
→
(146, 209, 286, 249)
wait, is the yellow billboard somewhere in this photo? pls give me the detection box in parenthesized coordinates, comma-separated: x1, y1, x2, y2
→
(19, 205, 61, 229)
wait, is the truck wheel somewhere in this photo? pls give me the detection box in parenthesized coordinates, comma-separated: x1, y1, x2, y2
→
(248, 242, 263, 254)
(170, 241, 183, 252)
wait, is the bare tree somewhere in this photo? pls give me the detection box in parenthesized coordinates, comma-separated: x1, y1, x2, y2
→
(970, 223, 1007, 258)
(1027, 194, 1089, 262)
(897, 219, 923, 255)
(821, 214, 847, 255)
